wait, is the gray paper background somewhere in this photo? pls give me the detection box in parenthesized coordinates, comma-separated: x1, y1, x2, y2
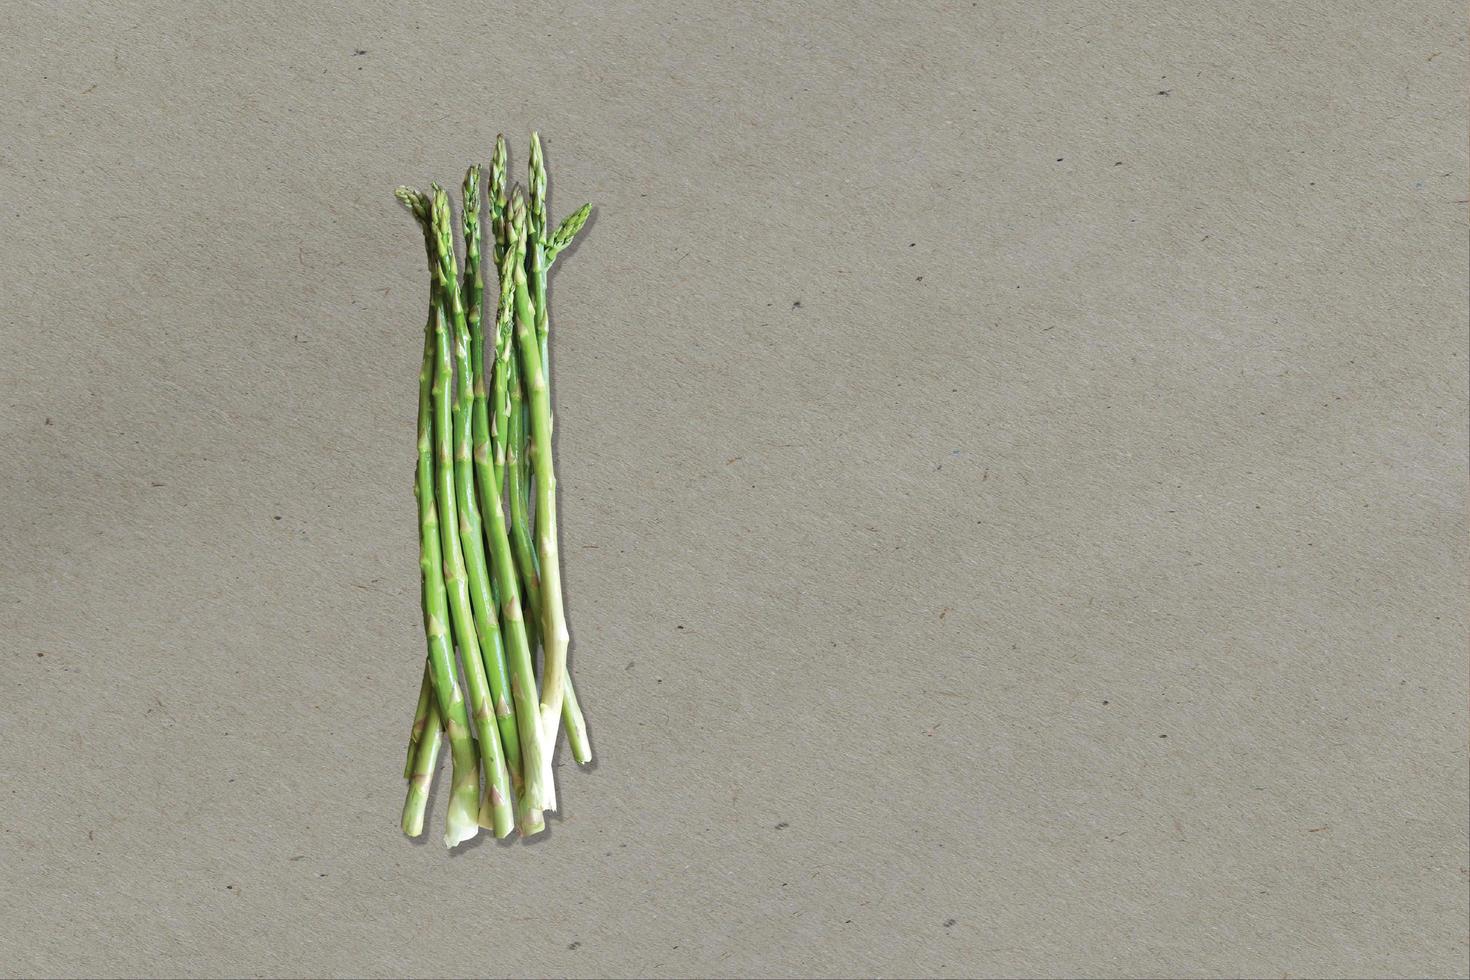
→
(3, 2, 1467, 978)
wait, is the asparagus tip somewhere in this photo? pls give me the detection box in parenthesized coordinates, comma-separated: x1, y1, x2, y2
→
(394, 186, 429, 224)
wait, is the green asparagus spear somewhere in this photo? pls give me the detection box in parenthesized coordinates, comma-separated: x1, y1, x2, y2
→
(400, 598, 438, 834)
(489, 136, 514, 496)
(520, 140, 596, 764)
(505, 377, 592, 766)
(545, 202, 592, 265)
(561, 670, 592, 765)
(514, 242, 534, 577)
(489, 135, 509, 265)
(528, 133, 547, 236)
(507, 357, 590, 764)
(395, 187, 480, 846)
(398, 208, 446, 784)
(510, 192, 572, 775)
(492, 299, 513, 497)
(483, 232, 554, 824)
(401, 694, 442, 837)
(428, 186, 515, 838)
(506, 353, 543, 651)
(528, 133, 551, 371)
(462, 165, 484, 338)
(403, 661, 433, 779)
(463, 167, 525, 800)
(523, 140, 552, 658)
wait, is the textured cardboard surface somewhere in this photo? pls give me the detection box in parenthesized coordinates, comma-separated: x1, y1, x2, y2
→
(2, 2, 1466, 977)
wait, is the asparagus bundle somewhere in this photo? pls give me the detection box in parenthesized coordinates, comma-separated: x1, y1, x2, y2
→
(395, 134, 592, 845)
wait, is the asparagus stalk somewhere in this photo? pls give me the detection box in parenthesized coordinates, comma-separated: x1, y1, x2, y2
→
(395, 187, 480, 846)
(524, 137, 550, 637)
(489, 137, 514, 497)
(428, 186, 515, 838)
(516, 373, 536, 629)
(514, 167, 541, 641)
(403, 662, 433, 779)
(561, 670, 592, 765)
(492, 284, 515, 500)
(508, 356, 592, 764)
(401, 694, 442, 837)
(463, 167, 525, 799)
(506, 353, 543, 651)
(524, 135, 593, 762)
(506, 170, 534, 554)
(527, 138, 593, 360)
(484, 236, 554, 825)
(510, 192, 572, 766)
(528, 133, 551, 371)
(489, 135, 510, 265)
(400, 573, 443, 836)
